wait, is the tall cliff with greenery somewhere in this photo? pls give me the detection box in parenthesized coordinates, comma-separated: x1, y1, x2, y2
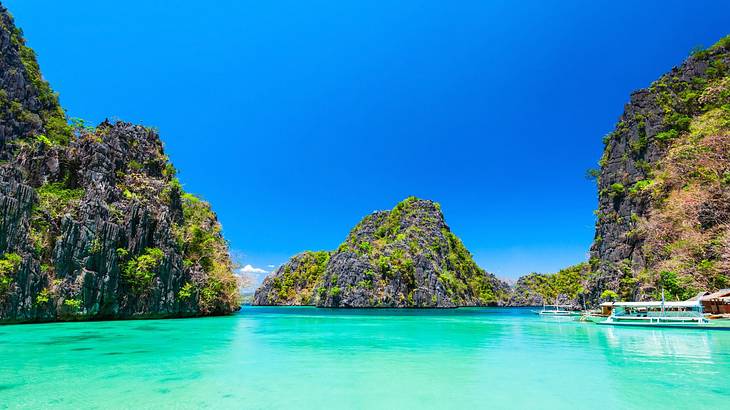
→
(0, 5, 240, 323)
(254, 197, 509, 307)
(586, 36, 730, 303)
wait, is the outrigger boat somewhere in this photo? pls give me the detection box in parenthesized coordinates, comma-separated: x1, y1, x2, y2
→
(579, 302, 613, 323)
(598, 297, 711, 328)
(532, 304, 580, 317)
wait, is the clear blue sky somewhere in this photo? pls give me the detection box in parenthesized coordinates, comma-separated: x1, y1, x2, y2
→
(7, 0, 730, 281)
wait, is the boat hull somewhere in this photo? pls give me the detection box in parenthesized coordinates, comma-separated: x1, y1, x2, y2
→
(597, 320, 730, 330)
(579, 315, 608, 323)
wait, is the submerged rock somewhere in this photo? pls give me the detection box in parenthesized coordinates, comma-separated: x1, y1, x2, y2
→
(0, 5, 240, 323)
(254, 197, 510, 307)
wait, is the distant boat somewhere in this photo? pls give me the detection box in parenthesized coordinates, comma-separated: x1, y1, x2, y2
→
(532, 304, 580, 317)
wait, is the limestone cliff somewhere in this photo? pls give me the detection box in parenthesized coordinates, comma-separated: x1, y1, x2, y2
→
(0, 4, 240, 323)
(254, 197, 509, 307)
(588, 36, 730, 302)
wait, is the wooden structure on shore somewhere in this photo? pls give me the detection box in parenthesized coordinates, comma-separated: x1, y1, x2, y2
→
(693, 289, 730, 314)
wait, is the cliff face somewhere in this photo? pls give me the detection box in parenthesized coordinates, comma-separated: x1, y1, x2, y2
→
(588, 36, 730, 302)
(0, 5, 240, 323)
(254, 197, 509, 307)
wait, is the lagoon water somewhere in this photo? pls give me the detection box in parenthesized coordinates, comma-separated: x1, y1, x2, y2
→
(1, 307, 729, 409)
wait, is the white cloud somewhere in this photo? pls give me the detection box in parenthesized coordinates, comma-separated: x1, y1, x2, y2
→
(240, 264, 268, 274)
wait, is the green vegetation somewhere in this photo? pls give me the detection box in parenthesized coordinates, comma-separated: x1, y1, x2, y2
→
(600, 290, 618, 301)
(8, 24, 72, 145)
(655, 128, 678, 142)
(35, 134, 52, 147)
(0, 253, 22, 296)
(608, 183, 625, 197)
(35, 182, 84, 219)
(63, 298, 82, 310)
(269, 251, 330, 304)
(174, 193, 241, 312)
(628, 179, 653, 196)
(35, 288, 51, 305)
(656, 270, 697, 301)
(357, 241, 372, 255)
(178, 282, 194, 301)
(514, 264, 589, 304)
(438, 228, 500, 303)
(374, 196, 427, 240)
(128, 160, 143, 171)
(122, 248, 164, 292)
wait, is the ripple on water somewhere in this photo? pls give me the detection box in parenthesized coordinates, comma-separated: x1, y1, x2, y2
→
(39, 334, 105, 345)
(134, 325, 164, 331)
(2, 307, 729, 409)
(160, 371, 202, 383)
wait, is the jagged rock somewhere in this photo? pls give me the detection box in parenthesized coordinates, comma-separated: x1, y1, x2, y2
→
(0, 5, 239, 323)
(254, 197, 510, 307)
(587, 36, 730, 303)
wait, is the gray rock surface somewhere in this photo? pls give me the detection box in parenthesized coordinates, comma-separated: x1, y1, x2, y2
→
(254, 197, 510, 307)
(0, 4, 239, 323)
(588, 39, 730, 303)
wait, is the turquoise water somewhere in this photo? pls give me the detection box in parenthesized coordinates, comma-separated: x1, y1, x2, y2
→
(1, 307, 729, 409)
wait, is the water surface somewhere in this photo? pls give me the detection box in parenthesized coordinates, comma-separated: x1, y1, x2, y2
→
(1, 307, 729, 409)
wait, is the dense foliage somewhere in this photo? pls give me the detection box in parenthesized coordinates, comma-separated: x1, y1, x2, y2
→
(0, 253, 22, 296)
(122, 248, 165, 293)
(268, 251, 330, 304)
(512, 264, 590, 306)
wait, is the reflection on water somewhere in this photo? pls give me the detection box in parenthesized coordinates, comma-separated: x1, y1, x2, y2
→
(602, 327, 713, 361)
(0, 307, 728, 409)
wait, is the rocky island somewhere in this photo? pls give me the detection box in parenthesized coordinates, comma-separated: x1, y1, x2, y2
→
(0, 5, 240, 323)
(510, 35, 730, 307)
(585, 35, 730, 303)
(254, 197, 510, 307)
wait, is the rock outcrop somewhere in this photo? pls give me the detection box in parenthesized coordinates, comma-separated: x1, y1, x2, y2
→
(0, 4, 240, 323)
(254, 197, 509, 307)
(507, 264, 589, 308)
(587, 36, 730, 303)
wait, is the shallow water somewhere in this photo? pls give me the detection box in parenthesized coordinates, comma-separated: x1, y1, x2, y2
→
(1, 307, 729, 409)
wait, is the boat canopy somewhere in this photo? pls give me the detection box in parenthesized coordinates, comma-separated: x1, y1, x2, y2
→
(612, 301, 700, 308)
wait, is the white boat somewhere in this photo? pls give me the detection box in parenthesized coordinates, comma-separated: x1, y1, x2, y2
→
(597, 299, 711, 328)
(579, 302, 613, 323)
(532, 304, 580, 317)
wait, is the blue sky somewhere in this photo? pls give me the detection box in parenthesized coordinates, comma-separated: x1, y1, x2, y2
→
(7, 0, 730, 281)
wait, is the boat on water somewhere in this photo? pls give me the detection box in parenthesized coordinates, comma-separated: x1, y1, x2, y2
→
(579, 302, 613, 323)
(532, 304, 580, 317)
(597, 299, 714, 328)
